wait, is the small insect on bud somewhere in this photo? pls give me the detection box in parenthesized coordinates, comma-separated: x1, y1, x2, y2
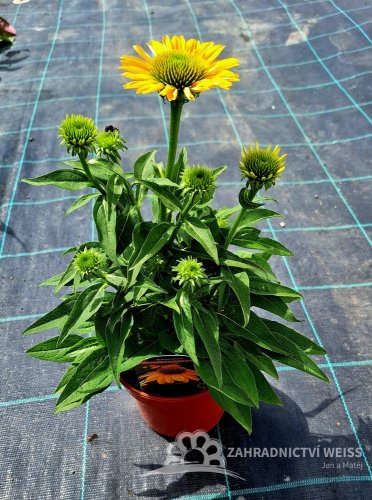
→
(95, 129, 127, 162)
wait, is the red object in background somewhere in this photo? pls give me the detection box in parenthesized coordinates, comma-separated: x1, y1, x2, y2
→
(120, 372, 224, 437)
(0, 17, 17, 40)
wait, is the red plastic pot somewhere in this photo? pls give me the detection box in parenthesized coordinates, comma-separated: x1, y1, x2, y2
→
(120, 372, 224, 437)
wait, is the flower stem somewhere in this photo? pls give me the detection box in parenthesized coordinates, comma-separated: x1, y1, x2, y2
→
(165, 99, 184, 181)
(160, 98, 184, 221)
(78, 153, 106, 196)
(224, 185, 259, 248)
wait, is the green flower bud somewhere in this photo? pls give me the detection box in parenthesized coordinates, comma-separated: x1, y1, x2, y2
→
(239, 142, 286, 190)
(172, 256, 207, 288)
(181, 165, 216, 202)
(59, 114, 97, 157)
(73, 247, 104, 278)
(95, 129, 127, 162)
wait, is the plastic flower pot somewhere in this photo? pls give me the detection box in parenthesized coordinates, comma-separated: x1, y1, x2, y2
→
(120, 359, 224, 437)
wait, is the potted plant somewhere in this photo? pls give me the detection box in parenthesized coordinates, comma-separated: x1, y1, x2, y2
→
(22, 35, 328, 438)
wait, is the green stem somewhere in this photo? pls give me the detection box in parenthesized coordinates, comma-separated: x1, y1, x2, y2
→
(165, 99, 184, 181)
(224, 185, 259, 248)
(79, 153, 106, 196)
(160, 99, 184, 222)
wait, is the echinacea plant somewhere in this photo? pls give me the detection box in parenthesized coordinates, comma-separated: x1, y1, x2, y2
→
(22, 35, 328, 432)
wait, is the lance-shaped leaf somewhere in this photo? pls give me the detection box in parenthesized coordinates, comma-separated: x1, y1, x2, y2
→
(129, 222, 174, 270)
(65, 193, 100, 216)
(193, 305, 222, 386)
(222, 341, 259, 407)
(106, 174, 123, 219)
(173, 291, 197, 364)
(183, 216, 219, 264)
(262, 319, 326, 355)
(121, 340, 160, 372)
(222, 268, 250, 326)
(135, 179, 182, 211)
(246, 361, 282, 406)
(209, 388, 252, 433)
(249, 277, 302, 300)
(133, 150, 156, 180)
(23, 299, 75, 335)
(58, 284, 106, 345)
(251, 295, 301, 322)
(94, 196, 117, 263)
(26, 334, 83, 362)
(55, 347, 112, 413)
(104, 311, 133, 387)
(22, 169, 91, 190)
(237, 208, 282, 230)
(232, 235, 293, 256)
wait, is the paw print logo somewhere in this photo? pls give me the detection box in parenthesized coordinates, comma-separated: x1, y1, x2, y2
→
(165, 430, 224, 467)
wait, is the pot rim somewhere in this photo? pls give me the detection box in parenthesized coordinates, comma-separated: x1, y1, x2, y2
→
(120, 372, 211, 404)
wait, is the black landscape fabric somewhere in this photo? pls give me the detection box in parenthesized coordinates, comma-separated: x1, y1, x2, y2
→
(0, 0, 371, 499)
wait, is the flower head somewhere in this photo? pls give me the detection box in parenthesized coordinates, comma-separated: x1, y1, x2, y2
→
(239, 142, 287, 189)
(59, 115, 97, 157)
(139, 364, 200, 385)
(181, 165, 216, 202)
(119, 35, 239, 102)
(95, 129, 127, 162)
(73, 247, 104, 278)
(172, 256, 207, 288)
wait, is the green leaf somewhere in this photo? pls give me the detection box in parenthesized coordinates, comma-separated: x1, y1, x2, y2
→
(94, 196, 117, 263)
(129, 222, 174, 270)
(209, 388, 252, 433)
(263, 319, 326, 355)
(173, 291, 197, 364)
(58, 284, 106, 344)
(23, 300, 74, 335)
(83, 158, 127, 181)
(65, 193, 99, 215)
(135, 179, 182, 211)
(268, 334, 329, 382)
(193, 306, 222, 386)
(55, 347, 112, 413)
(249, 277, 302, 300)
(66, 337, 100, 359)
(104, 312, 133, 386)
(171, 146, 187, 183)
(195, 358, 252, 405)
(238, 208, 282, 229)
(183, 216, 219, 264)
(106, 174, 123, 219)
(39, 272, 64, 287)
(251, 295, 301, 322)
(232, 236, 293, 256)
(222, 268, 250, 326)
(26, 334, 82, 362)
(246, 361, 283, 406)
(234, 340, 278, 379)
(121, 341, 160, 371)
(22, 170, 91, 190)
(222, 342, 259, 407)
(219, 312, 292, 356)
(133, 150, 156, 180)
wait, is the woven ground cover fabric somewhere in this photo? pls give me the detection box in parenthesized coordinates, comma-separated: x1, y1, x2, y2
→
(0, 0, 371, 498)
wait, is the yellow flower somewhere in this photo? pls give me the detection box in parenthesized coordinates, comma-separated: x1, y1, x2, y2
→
(119, 35, 239, 102)
(239, 142, 287, 189)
